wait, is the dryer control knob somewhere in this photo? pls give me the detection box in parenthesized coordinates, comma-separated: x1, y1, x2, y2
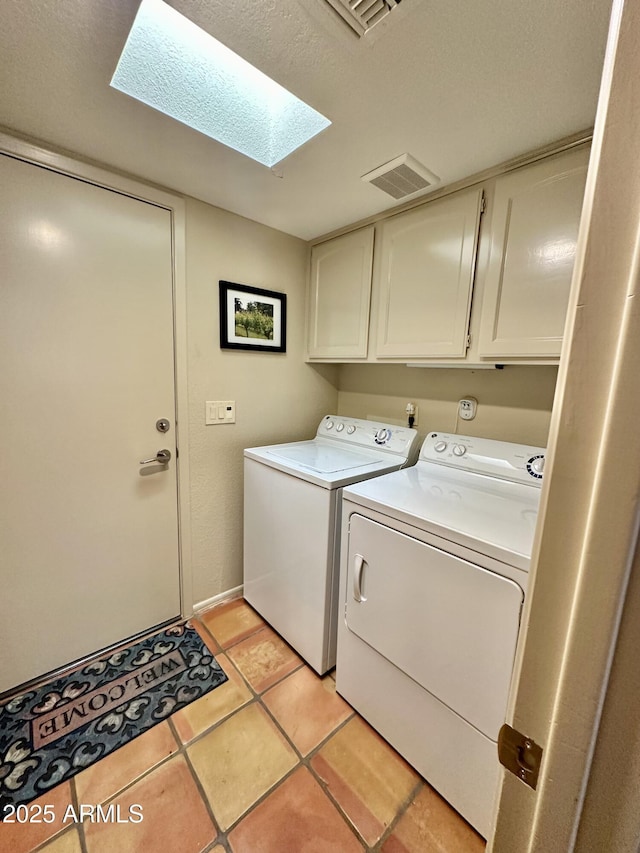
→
(325, 420, 334, 430)
(374, 428, 390, 444)
(452, 444, 466, 457)
(434, 441, 448, 453)
(527, 455, 545, 478)
(336, 423, 344, 432)
(347, 425, 356, 435)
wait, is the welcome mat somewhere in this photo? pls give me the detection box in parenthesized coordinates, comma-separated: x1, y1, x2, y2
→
(0, 622, 227, 817)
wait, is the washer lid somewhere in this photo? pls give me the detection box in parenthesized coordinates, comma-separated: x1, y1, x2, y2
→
(244, 439, 404, 488)
(343, 462, 541, 569)
(267, 441, 386, 473)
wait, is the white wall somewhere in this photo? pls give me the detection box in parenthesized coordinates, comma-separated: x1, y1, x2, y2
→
(184, 198, 338, 607)
(337, 364, 557, 448)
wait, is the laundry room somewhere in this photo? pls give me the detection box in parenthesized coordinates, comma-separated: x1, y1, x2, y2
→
(2, 1, 640, 852)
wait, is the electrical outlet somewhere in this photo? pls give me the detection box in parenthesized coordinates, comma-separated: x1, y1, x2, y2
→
(206, 401, 236, 425)
(458, 398, 477, 421)
(405, 402, 419, 426)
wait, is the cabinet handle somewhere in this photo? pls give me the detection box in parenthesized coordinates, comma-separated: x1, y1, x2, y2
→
(353, 554, 367, 602)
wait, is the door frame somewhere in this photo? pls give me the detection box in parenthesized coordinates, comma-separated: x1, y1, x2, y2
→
(0, 128, 193, 620)
(490, 0, 640, 848)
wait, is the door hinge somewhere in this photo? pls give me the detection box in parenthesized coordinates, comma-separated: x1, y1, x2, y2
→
(480, 192, 487, 214)
(466, 333, 471, 350)
(498, 724, 543, 790)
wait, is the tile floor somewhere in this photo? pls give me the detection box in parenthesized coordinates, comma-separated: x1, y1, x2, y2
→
(0, 599, 486, 853)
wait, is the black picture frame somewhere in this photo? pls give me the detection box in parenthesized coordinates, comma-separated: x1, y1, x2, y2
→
(219, 281, 287, 353)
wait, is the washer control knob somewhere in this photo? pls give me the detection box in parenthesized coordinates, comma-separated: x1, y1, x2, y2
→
(452, 444, 466, 457)
(434, 441, 448, 453)
(346, 425, 356, 435)
(374, 427, 390, 444)
(325, 420, 334, 430)
(336, 423, 344, 432)
(527, 455, 545, 478)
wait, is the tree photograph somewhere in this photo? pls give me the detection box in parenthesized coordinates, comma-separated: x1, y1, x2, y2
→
(234, 298, 274, 340)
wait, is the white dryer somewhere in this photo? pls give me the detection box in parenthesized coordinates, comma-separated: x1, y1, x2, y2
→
(335, 431, 546, 838)
(243, 416, 419, 675)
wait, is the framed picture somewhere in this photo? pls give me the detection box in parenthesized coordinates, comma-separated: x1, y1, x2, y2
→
(219, 281, 287, 353)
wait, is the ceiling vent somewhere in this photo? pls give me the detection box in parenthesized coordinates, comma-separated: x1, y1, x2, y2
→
(324, 0, 402, 36)
(362, 154, 439, 200)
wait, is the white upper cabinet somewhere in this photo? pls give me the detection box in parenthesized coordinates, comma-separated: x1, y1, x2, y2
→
(307, 225, 374, 359)
(305, 142, 590, 365)
(374, 188, 484, 359)
(477, 146, 589, 358)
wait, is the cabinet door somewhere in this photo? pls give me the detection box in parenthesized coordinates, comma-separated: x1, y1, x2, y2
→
(307, 226, 374, 358)
(374, 188, 483, 359)
(478, 146, 589, 358)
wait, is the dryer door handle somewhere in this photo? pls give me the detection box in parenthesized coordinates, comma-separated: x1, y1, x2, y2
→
(353, 554, 367, 602)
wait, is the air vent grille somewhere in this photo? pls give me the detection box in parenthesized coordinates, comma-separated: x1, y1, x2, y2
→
(362, 154, 439, 200)
(324, 0, 402, 36)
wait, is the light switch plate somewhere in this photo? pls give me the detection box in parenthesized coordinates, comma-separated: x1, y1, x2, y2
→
(206, 400, 236, 424)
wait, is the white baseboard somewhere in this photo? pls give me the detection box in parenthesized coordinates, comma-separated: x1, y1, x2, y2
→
(194, 585, 243, 615)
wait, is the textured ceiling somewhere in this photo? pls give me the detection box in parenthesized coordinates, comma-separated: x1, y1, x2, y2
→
(0, 0, 612, 239)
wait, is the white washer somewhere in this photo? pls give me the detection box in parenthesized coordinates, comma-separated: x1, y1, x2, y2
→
(243, 415, 419, 675)
(335, 431, 546, 838)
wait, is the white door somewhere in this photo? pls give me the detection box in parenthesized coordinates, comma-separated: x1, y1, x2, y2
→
(346, 514, 524, 739)
(308, 226, 374, 360)
(0, 154, 181, 693)
(374, 187, 483, 359)
(477, 146, 589, 358)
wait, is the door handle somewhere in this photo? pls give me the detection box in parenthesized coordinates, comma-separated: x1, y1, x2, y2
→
(353, 553, 367, 602)
(140, 449, 172, 465)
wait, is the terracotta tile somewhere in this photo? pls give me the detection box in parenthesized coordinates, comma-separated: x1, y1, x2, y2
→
(84, 755, 215, 853)
(188, 702, 298, 831)
(75, 721, 178, 805)
(37, 828, 82, 853)
(262, 666, 352, 755)
(192, 618, 222, 654)
(228, 766, 363, 853)
(381, 785, 486, 853)
(226, 626, 302, 693)
(311, 716, 419, 846)
(0, 781, 72, 853)
(172, 654, 252, 743)
(199, 599, 265, 649)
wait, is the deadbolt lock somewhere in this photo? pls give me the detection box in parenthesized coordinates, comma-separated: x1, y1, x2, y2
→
(156, 418, 170, 433)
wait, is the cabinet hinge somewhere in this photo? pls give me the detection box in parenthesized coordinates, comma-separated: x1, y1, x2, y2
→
(498, 724, 543, 790)
(480, 192, 486, 214)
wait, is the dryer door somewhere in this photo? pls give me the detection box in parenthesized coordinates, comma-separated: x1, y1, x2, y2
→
(345, 513, 524, 740)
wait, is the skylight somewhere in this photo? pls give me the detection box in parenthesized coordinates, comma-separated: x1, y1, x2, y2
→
(111, 0, 331, 168)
